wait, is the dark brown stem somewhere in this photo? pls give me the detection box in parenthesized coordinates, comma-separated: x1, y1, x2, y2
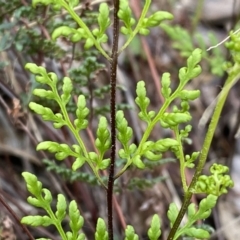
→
(107, 0, 119, 239)
(0, 194, 34, 240)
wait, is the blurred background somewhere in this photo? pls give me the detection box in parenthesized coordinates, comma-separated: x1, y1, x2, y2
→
(0, 0, 240, 239)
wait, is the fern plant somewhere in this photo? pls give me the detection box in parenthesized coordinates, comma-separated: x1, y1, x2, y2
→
(160, 23, 226, 76)
(18, 0, 238, 239)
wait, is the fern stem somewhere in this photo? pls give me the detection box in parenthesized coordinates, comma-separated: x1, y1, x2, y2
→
(115, 83, 185, 178)
(136, 81, 185, 155)
(107, 0, 120, 239)
(60, 0, 111, 61)
(173, 126, 188, 192)
(191, 0, 204, 33)
(118, 0, 151, 54)
(51, 86, 107, 187)
(167, 71, 240, 240)
(44, 203, 68, 240)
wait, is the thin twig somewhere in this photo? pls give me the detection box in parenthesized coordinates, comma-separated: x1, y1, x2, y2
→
(0, 194, 34, 240)
(0, 144, 41, 165)
(207, 27, 240, 51)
